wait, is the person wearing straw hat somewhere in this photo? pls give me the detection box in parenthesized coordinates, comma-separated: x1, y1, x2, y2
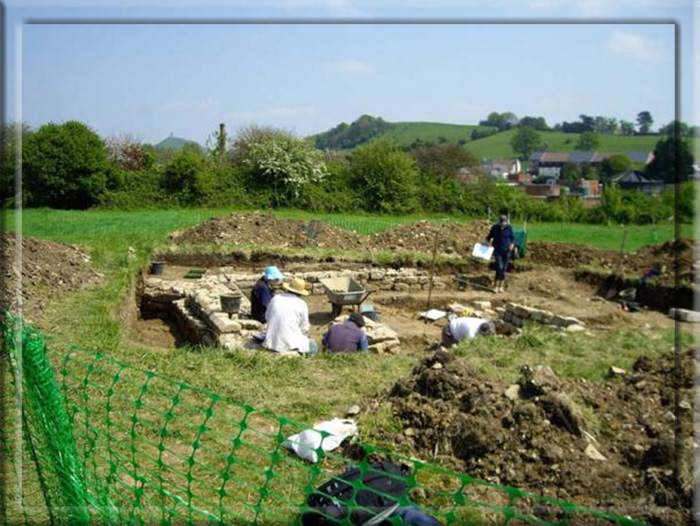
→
(263, 277, 318, 355)
(251, 266, 284, 323)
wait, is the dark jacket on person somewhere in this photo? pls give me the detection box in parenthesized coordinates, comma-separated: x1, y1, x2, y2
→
(251, 278, 274, 323)
(486, 223, 514, 254)
(322, 320, 369, 353)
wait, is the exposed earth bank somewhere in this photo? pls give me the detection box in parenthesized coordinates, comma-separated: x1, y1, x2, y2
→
(376, 350, 695, 525)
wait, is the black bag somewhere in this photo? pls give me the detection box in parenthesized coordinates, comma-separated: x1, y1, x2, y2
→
(301, 460, 411, 525)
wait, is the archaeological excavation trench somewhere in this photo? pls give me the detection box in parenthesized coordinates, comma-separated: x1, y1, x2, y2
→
(128, 244, 684, 353)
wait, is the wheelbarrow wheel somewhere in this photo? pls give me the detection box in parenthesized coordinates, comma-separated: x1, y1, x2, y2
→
(332, 303, 342, 318)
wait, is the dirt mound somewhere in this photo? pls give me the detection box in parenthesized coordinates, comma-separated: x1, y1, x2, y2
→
(368, 220, 490, 256)
(171, 213, 366, 250)
(173, 213, 492, 256)
(529, 239, 696, 283)
(0, 234, 102, 322)
(386, 350, 695, 525)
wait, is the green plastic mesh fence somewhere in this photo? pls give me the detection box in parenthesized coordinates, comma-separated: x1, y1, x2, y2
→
(2, 317, 646, 526)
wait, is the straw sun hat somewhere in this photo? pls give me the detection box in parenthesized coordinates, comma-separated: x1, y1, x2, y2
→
(283, 277, 310, 296)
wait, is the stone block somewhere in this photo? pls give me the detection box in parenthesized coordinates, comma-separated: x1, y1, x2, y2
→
(404, 276, 419, 285)
(312, 284, 325, 295)
(669, 308, 700, 323)
(210, 313, 242, 334)
(566, 324, 586, 332)
(433, 282, 447, 290)
(367, 326, 399, 343)
(238, 319, 263, 330)
(505, 302, 517, 314)
(393, 283, 410, 292)
(473, 300, 492, 310)
(380, 282, 393, 291)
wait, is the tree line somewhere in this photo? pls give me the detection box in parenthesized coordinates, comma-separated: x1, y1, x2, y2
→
(0, 120, 693, 225)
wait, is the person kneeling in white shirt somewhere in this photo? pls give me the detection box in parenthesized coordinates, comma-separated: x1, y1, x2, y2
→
(441, 316, 496, 348)
(263, 277, 318, 355)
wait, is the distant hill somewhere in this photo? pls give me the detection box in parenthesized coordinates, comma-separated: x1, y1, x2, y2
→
(310, 116, 677, 160)
(464, 129, 664, 161)
(155, 134, 200, 150)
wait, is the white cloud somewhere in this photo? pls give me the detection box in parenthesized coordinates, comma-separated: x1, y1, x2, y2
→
(607, 30, 664, 63)
(330, 58, 374, 76)
(225, 105, 316, 121)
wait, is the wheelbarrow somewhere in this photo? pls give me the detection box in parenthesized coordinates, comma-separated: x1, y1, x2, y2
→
(320, 276, 373, 318)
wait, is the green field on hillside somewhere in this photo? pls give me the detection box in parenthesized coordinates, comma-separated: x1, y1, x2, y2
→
(462, 129, 667, 160)
(379, 121, 493, 147)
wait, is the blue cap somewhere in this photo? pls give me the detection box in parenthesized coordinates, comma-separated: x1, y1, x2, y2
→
(264, 266, 284, 281)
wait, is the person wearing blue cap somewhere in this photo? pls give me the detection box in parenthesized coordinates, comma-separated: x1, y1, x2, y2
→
(251, 266, 284, 323)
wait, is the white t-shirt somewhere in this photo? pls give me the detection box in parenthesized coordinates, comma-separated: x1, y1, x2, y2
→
(449, 317, 488, 342)
(263, 293, 312, 353)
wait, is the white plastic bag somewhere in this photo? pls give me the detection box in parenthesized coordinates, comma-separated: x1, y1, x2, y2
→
(283, 418, 358, 463)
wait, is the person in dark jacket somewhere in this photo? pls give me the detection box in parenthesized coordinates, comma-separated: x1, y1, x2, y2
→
(486, 214, 515, 293)
(250, 266, 284, 323)
(322, 312, 369, 353)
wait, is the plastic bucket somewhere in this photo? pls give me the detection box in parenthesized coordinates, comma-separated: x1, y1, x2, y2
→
(150, 261, 165, 275)
(220, 294, 242, 314)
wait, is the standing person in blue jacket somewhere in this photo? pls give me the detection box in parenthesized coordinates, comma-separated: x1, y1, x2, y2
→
(486, 214, 515, 294)
(250, 266, 284, 323)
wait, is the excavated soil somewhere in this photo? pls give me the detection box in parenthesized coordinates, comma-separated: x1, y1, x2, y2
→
(0, 234, 102, 323)
(529, 239, 696, 285)
(382, 351, 695, 525)
(172, 213, 695, 283)
(170, 212, 491, 257)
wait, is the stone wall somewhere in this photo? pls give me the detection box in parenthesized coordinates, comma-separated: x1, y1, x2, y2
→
(223, 267, 447, 296)
(500, 302, 585, 332)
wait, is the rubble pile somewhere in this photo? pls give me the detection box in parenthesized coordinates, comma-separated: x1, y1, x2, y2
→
(1, 234, 102, 323)
(382, 350, 695, 524)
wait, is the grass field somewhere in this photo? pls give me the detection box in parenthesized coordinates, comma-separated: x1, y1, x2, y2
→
(4, 206, 693, 523)
(3, 208, 692, 254)
(462, 129, 666, 160)
(364, 121, 700, 161)
(379, 121, 493, 147)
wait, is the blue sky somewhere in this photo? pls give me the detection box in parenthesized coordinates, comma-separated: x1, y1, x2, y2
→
(6, 1, 695, 145)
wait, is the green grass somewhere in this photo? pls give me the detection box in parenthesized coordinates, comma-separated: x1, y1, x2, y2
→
(3, 208, 691, 256)
(4, 206, 689, 524)
(379, 122, 493, 148)
(463, 129, 667, 160)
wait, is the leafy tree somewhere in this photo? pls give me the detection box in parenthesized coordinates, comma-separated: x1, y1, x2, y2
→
(349, 138, 419, 214)
(240, 131, 328, 206)
(314, 115, 393, 150)
(510, 126, 543, 160)
(518, 116, 549, 131)
(409, 143, 478, 179)
(22, 120, 110, 209)
(559, 163, 580, 182)
(578, 114, 595, 132)
(105, 134, 155, 171)
(658, 120, 690, 137)
(1, 122, 31, 205)
(163, 148, 214, 204)
(637, 111, 653, 134)
(479, 111, 518, 131)
(575, 131, 601, 151)
(646, 136, 694, 184)
(620, 120, 635, 136)
(600, 154, 632, 182)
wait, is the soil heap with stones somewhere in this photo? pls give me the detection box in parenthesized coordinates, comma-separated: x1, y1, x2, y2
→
(171, 212, 492, 257)
(529, 239, 696, 285)
(0, 234, 102, 323)
(384, 351, 695, 525)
